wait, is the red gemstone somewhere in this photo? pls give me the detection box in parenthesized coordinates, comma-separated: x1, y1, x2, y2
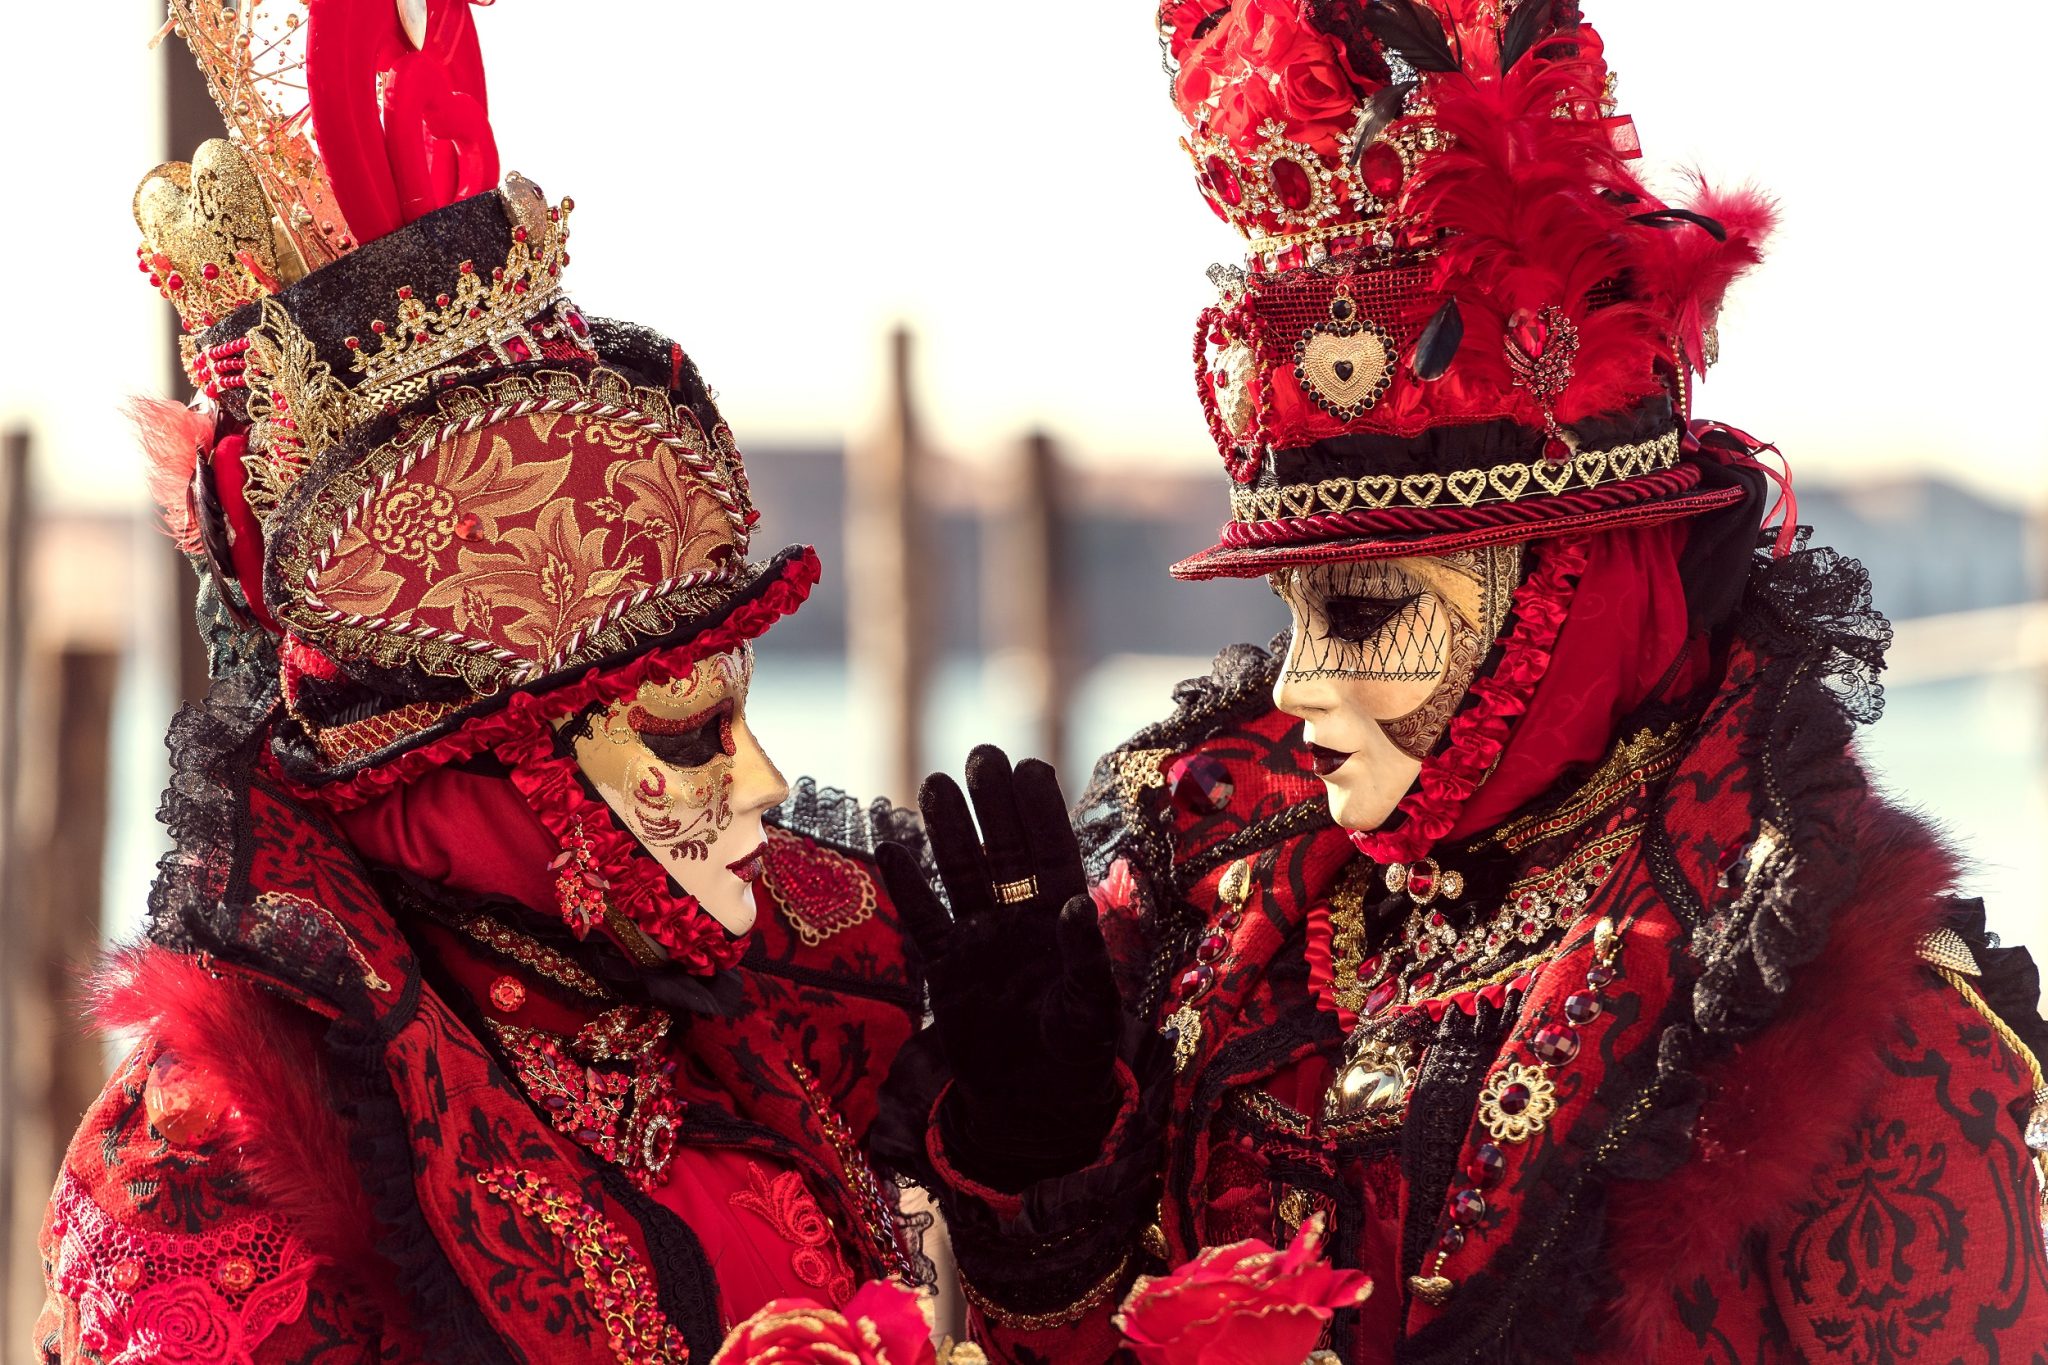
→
(1168, 754, 1234, 815)
(201, 262, 220, 281)
(1532, 1023, 1581, 1066)
(165, 273, 184, 291)
(1364, 978, 1398, 1016)
(1564, 992, 1602, 1024)
(503, 336, 534, 363)
(1544, 435, 1572, 462)
(1204, 154, 1244, 208)
(1356, 953, 1382, 982)
(1451, 1188, 1487, 1225)
(453, 512, 484, 542)
(371, 320, 388, 334)
(1408, 868, 1437, 900)
(1269, 157, 1314, 212)
(1498, 1083, 1532, 1116)
(1178, 964, 1215, 1001)
(397, 286, 414, 300)
(1439, 1225, 1466, 1252)
(1196, 932, 1227, 963)
(1585, 963, 1618, 989)
(1410, 971, 1436, 996)
(1217, 910, 1243, 932)
(1358, 142, 1405, 200)
(1466, 1143, 1506, 1187)
(566, 308, 590, 338)
(436, 292, 452, 307)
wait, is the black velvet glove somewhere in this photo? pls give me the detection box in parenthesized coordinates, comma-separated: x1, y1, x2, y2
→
(877, 745, 1125, 1191)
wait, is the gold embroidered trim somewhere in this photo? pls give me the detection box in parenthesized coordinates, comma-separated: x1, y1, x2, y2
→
(1228, 426, 1683, 522)
(474, 1168, 685, 1364)
(433, 907, 612, 1000)
(960, 1248, 1135, 1331)
(1493, 724, 1688, 853)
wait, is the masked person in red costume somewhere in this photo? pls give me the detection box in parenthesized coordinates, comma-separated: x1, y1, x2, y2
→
(874, 2, 2048, 1361)
(35, 4, 933, 1361)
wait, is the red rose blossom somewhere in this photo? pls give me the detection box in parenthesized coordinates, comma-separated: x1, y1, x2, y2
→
(712, 1280, 936, 1365)
(1115, 1214, 1371, 1365)
(1173, 0, 1361, 156)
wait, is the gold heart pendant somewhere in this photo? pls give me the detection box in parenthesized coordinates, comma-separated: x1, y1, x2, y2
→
(1293, 292, 1394, 422)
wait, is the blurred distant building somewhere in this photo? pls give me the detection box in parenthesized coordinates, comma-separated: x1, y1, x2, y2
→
(1799, 480, 2039, 621)
(746, 449, 2039, 668)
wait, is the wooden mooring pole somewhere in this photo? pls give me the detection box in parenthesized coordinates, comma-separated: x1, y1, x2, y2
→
(848, 327, 934, 805)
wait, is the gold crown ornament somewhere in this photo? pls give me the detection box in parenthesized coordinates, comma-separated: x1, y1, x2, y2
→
(134, 139, 301, 336)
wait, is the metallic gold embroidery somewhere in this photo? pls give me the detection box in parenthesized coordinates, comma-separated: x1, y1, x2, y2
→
(1229, 426, 1683, 522)
(1493, 724, 1688, 853)
(474, 1168, 685, 1364)
(241, 297, 352, 521)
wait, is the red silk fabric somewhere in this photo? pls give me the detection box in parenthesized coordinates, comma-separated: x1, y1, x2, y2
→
(1449, 522, 1701, 841)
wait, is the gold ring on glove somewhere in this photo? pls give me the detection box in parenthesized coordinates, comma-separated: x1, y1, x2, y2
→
(992, 877, 1040, 905)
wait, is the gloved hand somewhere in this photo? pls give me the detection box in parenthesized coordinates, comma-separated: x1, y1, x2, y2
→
(877, 745, 1125, 1190)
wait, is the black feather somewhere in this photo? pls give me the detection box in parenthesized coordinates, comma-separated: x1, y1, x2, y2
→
(1629, 208, 1729, 242)
(1349, 81, 1417, 166)
(1412, 298, 1464, 380)
(1498, 0, 1556, 72)
(1363, 0, 1461, 74)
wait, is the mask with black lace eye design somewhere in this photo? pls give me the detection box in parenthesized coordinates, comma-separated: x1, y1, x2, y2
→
(1275, 561, 1451, 682)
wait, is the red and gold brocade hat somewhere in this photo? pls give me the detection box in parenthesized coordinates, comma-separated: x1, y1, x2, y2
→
(131, 0, 816, 974)
(1160, 0, 1777, 579)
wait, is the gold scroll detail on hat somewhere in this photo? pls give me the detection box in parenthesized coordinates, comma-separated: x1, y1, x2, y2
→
(1228, 426, 1683, 523)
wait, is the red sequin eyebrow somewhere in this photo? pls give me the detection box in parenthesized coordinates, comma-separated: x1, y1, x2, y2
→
(625, 697, 730, 736)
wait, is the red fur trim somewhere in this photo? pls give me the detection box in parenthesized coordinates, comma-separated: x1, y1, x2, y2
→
(88, 945, 412, 1333)
(124, 396, 212, 554)
(1353, 535, 1588, 866)
(1600, 799, 1959, 1352)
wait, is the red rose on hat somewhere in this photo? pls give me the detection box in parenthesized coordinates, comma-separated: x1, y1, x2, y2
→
(711, 1281, 936, 1365)
(1114, 1214, 1371, 1365)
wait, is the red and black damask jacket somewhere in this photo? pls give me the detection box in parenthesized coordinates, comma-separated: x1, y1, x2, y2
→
(33, 685, 925, 1365)
(886, 545, 2048, 1363)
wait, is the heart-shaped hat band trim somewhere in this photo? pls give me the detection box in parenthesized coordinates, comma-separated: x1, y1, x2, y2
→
(1227, 426, 1683, 523)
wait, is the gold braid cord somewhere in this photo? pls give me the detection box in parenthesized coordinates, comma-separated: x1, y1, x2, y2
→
(1919, 934, 2048, 1200)
(958, 1249, 1135, 1331)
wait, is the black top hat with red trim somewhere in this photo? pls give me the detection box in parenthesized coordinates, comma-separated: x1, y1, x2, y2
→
(1159, 0, 1776, 578)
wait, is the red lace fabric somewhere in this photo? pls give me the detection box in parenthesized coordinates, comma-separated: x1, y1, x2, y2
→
(729, 1163, 856, 1305)
(44, 1169, 319, 1364)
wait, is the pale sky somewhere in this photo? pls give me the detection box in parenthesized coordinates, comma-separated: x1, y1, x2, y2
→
(6, 2, 2044, 509)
